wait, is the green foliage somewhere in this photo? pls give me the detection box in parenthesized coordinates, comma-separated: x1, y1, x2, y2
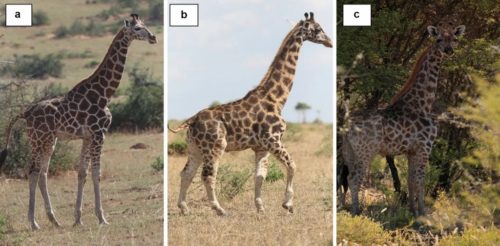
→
(0, 214, 6, 240)
(440, 228, 500, 246)
(265, 160, 284, 183)
(0, 54, 63, 79)
(109, 67, 163, 131)
(337, 211, 393, 245)
(32, 11, 50, 26)
(168, 140, 187, 155)
(148, 0, 163, 23)
(217, 164, 252, 201)
(97, 6, 122, 20)
(54, 19, 107, 38)
(151, 156, 163, 172)
(49, 141, 77, 175)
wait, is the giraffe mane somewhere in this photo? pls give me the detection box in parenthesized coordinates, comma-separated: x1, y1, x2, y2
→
(388, 46, 431, 106)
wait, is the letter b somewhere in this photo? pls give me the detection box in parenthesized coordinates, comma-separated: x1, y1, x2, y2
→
(181, 10, 187, 19)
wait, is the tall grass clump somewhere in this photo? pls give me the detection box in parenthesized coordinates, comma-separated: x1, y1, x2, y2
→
(217, 164, 252, 201)
(265, 160, 284, 183)
(151, 156, 163, 172)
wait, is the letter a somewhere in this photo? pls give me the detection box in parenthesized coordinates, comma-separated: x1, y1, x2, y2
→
(15, 11, 21, 18)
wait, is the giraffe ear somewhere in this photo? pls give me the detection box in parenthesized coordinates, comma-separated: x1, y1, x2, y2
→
(427, 25, 438, 37)
(124, 20, 130, 27)
(454, 25, 466, 36)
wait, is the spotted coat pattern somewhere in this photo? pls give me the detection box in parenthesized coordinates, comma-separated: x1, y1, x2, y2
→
(1, 14, 157, 230)
(170, 13, 332, 215)
(342, 22, 465, 216)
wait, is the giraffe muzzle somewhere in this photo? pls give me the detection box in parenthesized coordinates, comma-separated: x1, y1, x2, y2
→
(148, 35, 158, 44)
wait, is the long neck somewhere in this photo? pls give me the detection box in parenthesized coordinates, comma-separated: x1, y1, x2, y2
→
(67, 28, 130, 103)
(252, 26, 303, 113)
(389, 45, 443, 114)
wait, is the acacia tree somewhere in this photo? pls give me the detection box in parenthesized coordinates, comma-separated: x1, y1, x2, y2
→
(295, 102, 311, 123)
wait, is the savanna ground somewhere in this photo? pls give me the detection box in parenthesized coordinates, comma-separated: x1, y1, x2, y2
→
(0, 133, 163, 245)
(0, 0, 164, 244)
(168, 123, 333, 245)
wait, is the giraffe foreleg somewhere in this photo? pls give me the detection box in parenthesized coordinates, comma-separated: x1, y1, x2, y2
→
(90, 133, 109, 225)
(270, 143, 295, 213)
(178, 147, 202, 215)
(38, 138, 61, 227)
(254, 150, 270, 213)
(74, 139, 91, 226)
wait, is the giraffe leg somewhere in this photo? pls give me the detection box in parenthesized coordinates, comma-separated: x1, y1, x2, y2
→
(89, 132, 109, 225)
(348, 156, 372, 215)
(28, 166, 41, 230)
(254, 150, 270, 213)
(74, 139, 91, 226)
(407, 157, 417, 215)
(201, 140, 227, 216)
(177, 143, 202, 215)
(270, 143, 295, 213)
(38, 138, 61, 227)
(408, 152, 428, 216)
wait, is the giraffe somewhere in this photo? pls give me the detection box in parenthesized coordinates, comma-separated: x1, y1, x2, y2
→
(341, 22, 465, 216)
(0, 14, 157, 230)
(169, 12, 332, 216)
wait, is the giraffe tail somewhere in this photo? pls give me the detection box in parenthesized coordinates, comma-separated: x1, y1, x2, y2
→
(0, 115, 23, 168)
(167, 116, 196, 133)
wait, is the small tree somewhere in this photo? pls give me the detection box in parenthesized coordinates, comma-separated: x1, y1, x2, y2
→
(295, 102, 311, 123)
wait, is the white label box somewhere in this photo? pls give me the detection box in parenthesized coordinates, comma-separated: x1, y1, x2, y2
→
(170, 4, 199, 27)
(5, 4, 33, 27)
(343, 4, 371, 26)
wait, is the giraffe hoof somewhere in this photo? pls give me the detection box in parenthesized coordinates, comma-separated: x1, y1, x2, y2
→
(215, 208, 227, 216)
(31, 222, 41, 231)
(282, 203, 294, 213)
(99, 219, 110, 225)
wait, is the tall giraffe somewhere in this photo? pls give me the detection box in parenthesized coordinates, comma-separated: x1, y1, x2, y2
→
(342, 22, 465, 216)
(169, 12, 332, 216)
(0, 14, 157, 230)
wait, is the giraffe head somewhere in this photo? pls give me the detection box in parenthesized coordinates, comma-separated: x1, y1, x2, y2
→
(123, 14, 157, 44)
(299, 12, 332, 48)
(427, 21, 465, 56)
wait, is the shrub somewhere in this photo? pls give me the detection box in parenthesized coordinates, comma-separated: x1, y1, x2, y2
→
(54, 25, 69, 38)
(109, 67, 163, 131)
(151, 156, 163, 172)
(0, 214, 6, 240)
(168, 140, 187, 155)
(440, 228, 500, 246)
(265, 160, 284, 183)
(149, 0, 163, 23)
(217, 164, 252, 201)
(0, 54, 63, 79)
(54, 19, 108, 38)
(32, 10, 50, 26)
(337, 211, 393, 245)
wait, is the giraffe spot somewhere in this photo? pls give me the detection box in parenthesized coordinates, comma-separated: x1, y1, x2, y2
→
(88, 105, 99, 115)
(252, 123, 260, 133)
(115, 64, 124, 73)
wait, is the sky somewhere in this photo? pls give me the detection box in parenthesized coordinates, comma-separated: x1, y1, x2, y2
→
(168, 0, 333, 123)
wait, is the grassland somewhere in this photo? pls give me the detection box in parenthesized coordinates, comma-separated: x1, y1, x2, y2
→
(0, 132, 163, 245)
(168, 123, 333, 245)
(0, 0, 163, 89)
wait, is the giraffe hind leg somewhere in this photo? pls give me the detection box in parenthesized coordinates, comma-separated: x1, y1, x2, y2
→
(38, 137, 61, 227)
(201, 139, 227, 216)
(177, 144, 203, 215)
(89, 132, 109, 225)
(74, 138, 91, 226)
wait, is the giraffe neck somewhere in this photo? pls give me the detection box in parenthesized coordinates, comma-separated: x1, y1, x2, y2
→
(66, 28, 131, 104)
(390, 45, 443, 114)
(253, 25, 303, 113)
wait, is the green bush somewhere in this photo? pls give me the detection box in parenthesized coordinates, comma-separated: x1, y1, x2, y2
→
(265, 160, 284, 183)
(168, 140, 187, 155)
(440, 228, 500, 246)
(337, 211, 394, 245)
(217, 164, 252, 201)
(32, 10, 50, 26)
(109, 67, 163, 131)
(54, 19, 108, 38)
(0, 54, 63, 79)
(54, 25, 69, 38)
(0, 214, 6, 240)
(151, 156, 163, 172)
(149, 0, 163, 23)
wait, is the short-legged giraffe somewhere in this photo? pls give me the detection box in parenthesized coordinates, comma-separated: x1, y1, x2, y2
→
(0, 14, 157, 230)
(169, 13, 332, 215)
(342, 22, 465, 216)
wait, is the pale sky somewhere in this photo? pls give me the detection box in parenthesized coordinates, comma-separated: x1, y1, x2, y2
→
(167, 0, 333, 123)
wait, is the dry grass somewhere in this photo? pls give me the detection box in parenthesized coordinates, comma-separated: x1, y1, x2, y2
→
(0, 132, 163, 245)
(168, 123, 333, 245)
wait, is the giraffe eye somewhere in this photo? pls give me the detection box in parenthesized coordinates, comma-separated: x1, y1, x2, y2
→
(134, 27, 141, 31)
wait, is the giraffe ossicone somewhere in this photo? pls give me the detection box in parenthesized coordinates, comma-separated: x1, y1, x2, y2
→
(0, 14, 157, 230)
(169, 12, 332, 216)
(341, 21, 465, 216)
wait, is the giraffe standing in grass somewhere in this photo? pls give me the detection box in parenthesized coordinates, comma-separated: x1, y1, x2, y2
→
(169, 12, 332, 215)
(0, 14, 157, 230)
(342, 22, 465, 216)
